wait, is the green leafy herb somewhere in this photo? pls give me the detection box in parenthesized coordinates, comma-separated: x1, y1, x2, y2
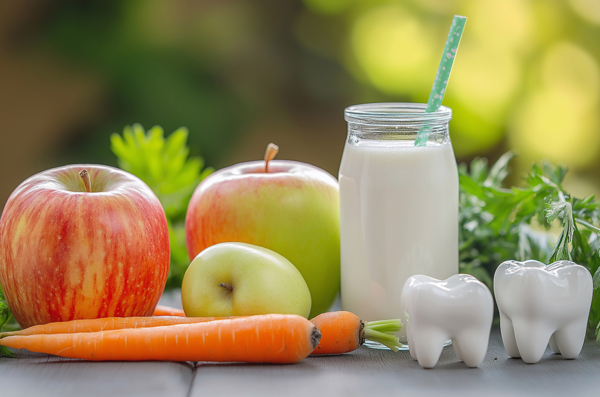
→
(0, 287, 16, 357)
(459, 153, 600, 341)
(0, 287, 18, 333)
(111, 124, 213, 288)
(0, 306, 10, 331)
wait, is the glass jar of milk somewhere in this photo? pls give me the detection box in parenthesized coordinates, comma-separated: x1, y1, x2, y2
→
(339, 103, 458, 347)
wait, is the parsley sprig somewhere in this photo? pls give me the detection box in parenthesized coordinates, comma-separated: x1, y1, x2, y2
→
(459, 153, 600, 340)
(0, 286, 16, 357)
(111, 124, 213, 288)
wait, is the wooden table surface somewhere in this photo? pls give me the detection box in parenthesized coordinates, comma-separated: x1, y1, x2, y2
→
(2, 292, 600, 397)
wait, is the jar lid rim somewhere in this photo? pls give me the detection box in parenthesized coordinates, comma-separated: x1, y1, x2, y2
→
(344, 102, 452, 124)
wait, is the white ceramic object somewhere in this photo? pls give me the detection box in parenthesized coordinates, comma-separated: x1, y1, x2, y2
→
(401, 274, 494, 368)
(340, 104, 458, 345)
(494, 259, 593, 364)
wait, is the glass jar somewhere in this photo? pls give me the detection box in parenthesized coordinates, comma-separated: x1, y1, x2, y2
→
(339, 103, 459, 348)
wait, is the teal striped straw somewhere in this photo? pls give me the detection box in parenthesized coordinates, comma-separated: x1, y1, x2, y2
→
(414, 15, 467, 147)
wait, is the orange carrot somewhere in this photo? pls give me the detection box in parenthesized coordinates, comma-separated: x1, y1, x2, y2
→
(310, 311, 402, 354)
(0, 314, 320, 363)
(153, 305, 186, 317)
(0, 316, 237, 337)
(1, 311, 400, 356)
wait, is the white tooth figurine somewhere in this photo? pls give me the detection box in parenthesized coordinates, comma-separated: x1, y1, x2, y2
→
(401, 274, 494, 368)
(494, 260, 593, 364)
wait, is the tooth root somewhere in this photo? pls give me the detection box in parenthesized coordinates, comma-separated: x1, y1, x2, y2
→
(453, 328, 490, 367)
(499, 312, 520, 358)
(513, 319, 553, 364)
(495, 260, 594, 363)
(452, 336, 464, 360)
(406, 325, 418, 360)
(409, 347, 418, 360)
(553, 321, 587, 359)
(411, 329, 448, 369)
(549, 335, 560, 354)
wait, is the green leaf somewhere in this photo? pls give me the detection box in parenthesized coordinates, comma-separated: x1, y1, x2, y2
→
(0, 286, 19, 333)
(546, 200, 567, 223)
(458, 151, 600, 342)
(484, 151, 514, 188)
(0, 346, 14, 358)
(458, 174, 487, 201)
(468, 157, 489, 183)
(594, 267, 600, 291)
(517, 224, 553, 263)
(0, 302, 10, 330)
(111, 124, 213, 288)
(547, 163, 568, 186)
(547, 201, 575, 262)
(165, 221, 192, 289)
(576, 218, 600, 234)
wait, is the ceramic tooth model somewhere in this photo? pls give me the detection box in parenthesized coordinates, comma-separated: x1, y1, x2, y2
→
(401, 274, 494, 368)
(494, 260, 593, 364)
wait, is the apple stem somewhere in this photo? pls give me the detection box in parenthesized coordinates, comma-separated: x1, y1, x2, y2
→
(79, 169, 92, 193)
(219, 283, 233, 292)
(264, 143, 279, 173)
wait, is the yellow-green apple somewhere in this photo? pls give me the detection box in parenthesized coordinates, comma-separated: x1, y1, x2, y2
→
(181, 242, 311, 317)
(185, 144, 340, 318)
(0, 165, 170, 328)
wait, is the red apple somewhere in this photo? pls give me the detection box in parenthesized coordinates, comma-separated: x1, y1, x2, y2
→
(185, 145, 340, 318)
(0, 165, 170, 328)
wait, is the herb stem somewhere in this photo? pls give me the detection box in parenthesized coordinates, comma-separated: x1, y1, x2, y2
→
(575, 218, 600, 234)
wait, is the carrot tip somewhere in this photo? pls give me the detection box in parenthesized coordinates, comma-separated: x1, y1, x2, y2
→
(310, 326, 322, 349)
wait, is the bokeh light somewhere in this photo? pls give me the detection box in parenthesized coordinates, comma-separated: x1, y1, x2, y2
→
(448, 43, 520, 156)
(304, 0, 353, 15)
(569, 0, 600, 25)
(464, 0, 532, 53)
(350, 4, 437, 97)
(509, 42, 600, 167)
(1, 0, 600, 206)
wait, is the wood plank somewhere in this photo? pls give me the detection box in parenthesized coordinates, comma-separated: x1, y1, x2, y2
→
(0, 350, 193, 396)
(189, 329, 600, 397)
(0, 291, 191, 396)
(2, 325, 599, 397)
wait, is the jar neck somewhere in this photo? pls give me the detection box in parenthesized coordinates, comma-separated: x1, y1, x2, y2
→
(344, 103, 452, 146)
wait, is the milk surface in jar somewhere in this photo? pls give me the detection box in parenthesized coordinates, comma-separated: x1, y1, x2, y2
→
(339, 103, 458, 346)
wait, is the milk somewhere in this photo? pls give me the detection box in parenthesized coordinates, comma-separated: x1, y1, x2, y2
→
(339, 139, 458, 343)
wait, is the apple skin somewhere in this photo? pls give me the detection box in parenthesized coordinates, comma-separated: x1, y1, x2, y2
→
(185, 160, 340, 318)
(0, 164, 170, 328)
(181, 242, 311, 317)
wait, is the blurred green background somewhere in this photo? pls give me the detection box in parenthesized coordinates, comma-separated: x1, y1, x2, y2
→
(1, 0, 600, 208)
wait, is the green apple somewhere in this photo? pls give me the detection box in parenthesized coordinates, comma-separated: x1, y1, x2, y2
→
(185, 144, 340, 318)
(181, 242, 312, 317)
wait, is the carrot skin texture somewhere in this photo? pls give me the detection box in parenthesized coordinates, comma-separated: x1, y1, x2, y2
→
(0, 314, 320, 363)
(1, 316, 235, 337)
(310, 311, 363, 355)
(3, 311, 375, 356)
(4, 312, 361, 355)
(153, 305, 186, 317)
